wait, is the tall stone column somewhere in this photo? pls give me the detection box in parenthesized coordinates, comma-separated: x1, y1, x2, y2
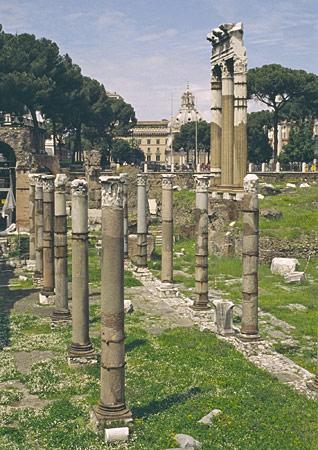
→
(52, 174, 71, 322)
(192, 175, 210, 310)
(93, 176, 132, 426)
(34, 175, 43, 282)
(240, 174, 260, 341)
(28, 174, 37, 265)
(136, 174, 147, 268)
(39, 175, 55, 305)
(233, 58, 248, 187)
(221, 60, 234, 188)
(120, 173, 129, 259)
(210, 65, 222, 185)
(161, 174, 174, 283)
(68, 179, 95, 363)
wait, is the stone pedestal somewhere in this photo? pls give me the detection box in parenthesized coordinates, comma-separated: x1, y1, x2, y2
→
(34, 175, 43, 283)
(92, 176, 132, 427)
(192, 175, 210, 310)
(68, 179, 95, 364)
(136, 174, 147, 268)
(161, 174, 174, 283)
(52, 174, 71, 323)
(120, 173, 129, 259)
(39, 175, 55, 305)
(28, 174, 37, 264)
(239, 174, 260, 341)
(213, 299, 235, 335)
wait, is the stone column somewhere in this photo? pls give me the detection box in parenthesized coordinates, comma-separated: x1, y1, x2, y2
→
(221, 60, 234, 188)
(69, 179, 95, 363)
(52, 174, 71, 322)
(34, 175, 43, 282)
(192, 175, 210, 310)
(161, 174, 174, 283)
(233, 58, 248, 187)
(120, 173, 129, 259)
(240, 174, 260, 341)
(93, 176, 132, 426)
(136, 174, 147, 268)
(210, 65, 222, 185)
(28, 174, 37, 265)
(39, 175, 55, 305)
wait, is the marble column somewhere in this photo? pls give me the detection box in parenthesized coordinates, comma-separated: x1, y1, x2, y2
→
(136, 174, 147, 268)
(233, 58, 248, 187)
(221, 60, 234, 188)
(210, 65, 222, 185)
(34, 175, 43, 282)
(68, 179, 95, 363)
(39, 175, 55, 304)
(52, 174, 71, 322)
(93, 176, 132, 426)
(28, 174, 37, 265)
(192, 175, 210, 310)
(161, 174, 174, 283)
(120, 173, 129, 259)
(240, 174, 260, 341)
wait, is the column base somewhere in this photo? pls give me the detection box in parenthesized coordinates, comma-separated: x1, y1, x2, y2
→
(158, 282, 176, 296)
(191, 303, 211, 311)
(238, 332, 261, 342)
(91, 404, 132, 431)
(68, 342, 97, 366)
(39, 291, 55, 305)
(51, 308, 71, 324)
(306, 377, 318, 392)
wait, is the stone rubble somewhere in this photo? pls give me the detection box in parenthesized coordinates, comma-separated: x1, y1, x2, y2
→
(175, 433, 202, 449)
(198, 408, 222, 424)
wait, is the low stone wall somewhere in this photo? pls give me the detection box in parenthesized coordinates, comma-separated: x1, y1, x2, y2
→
(255, 172, 318, 184)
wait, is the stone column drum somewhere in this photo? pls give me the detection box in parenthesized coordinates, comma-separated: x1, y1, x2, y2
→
(28, 174, 37, 265)
(52, 174, 71, 322)
(192, 175, 210, 310)
(68, 179, 95, 363)
(34, 175, 43, 281)
(39, 175, 55, 304)
(210, 66, 222, 185)
(161, 174, 174, 283)
(221, 60, 234, 187)
(240, 174, 260, 340)
(120, 173, 129, 259)
(93, 176, 132, 425)
(136, 174, 147, 268)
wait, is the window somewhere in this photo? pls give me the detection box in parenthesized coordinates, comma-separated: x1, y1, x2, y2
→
(157, 147, 160, 152)
(147, 139, 151, 145)
(138, 139, 142, 145)
(147, 154, 151, 162)
(156, 154, 160, 162)
(156, 139, 160, 145)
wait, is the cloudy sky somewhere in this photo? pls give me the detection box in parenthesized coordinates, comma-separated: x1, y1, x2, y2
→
(1, 0, 317, 120)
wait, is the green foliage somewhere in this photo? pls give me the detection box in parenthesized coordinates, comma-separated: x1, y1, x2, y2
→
(173, 120, 210, 157)
(279, 121, 315, 163)
(111, 138, 144, 165)
(247, 111, 273, 163)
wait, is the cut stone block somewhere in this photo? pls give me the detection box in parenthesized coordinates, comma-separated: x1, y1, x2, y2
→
(284, 271, 305, 283)
(176, 433, 202, 449)
(148, 198, 158, 215)
(124, 300, 134, 314)
(271, 258, 299, 276)
(105, 427, 129, 443)
(198, 408, 222, 424)
(213, 300, 235, 336)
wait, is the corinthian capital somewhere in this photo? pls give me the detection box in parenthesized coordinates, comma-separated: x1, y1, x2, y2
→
(71, 178, 88, 197)
(137, 174, 147, 187)
(243, 174, 259, 193)
(194, 175, 210, 193)
(55, 174, 68, 192)
(100, 176, 123, 208)
(234, 58, 247, 74)
(42, 175, 55, 193)
(162, 174, 175, 189)
(221, 60, 233, 78)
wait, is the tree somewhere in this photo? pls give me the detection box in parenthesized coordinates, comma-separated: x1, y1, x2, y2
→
(279, 121, 315, 164)
(248, 64, 317, 162)
(111, 139, 144, 165)
(247, 111, 273, 164)
(173, 120, 210, 162)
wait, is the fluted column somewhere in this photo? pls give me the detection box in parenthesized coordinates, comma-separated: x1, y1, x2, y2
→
(34, 175, 43, 282)
(210, 65, 222, 185)
(233, 58, 248, 187)
(93, 176, 132, 426)
(240, 174, 260, 340)
(68, 179, 95, 364)
(221, 60, 234, 188)
(192, 175, 210, 310)
(28, 174, 37, 264)
(136, 174, 147, 268)
(52, 174, 71, 322)
(161, 174, 174, 283)
(120, 173, 129, 259)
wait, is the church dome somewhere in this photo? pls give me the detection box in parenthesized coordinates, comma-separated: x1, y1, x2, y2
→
(170, 84, 202, 132)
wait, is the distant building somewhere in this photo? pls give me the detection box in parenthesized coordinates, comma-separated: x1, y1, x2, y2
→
(268, 119, 318, 156)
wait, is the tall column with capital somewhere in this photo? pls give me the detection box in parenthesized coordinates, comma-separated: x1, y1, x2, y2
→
(161, 174, 174, 283)
(221, 60, 234, 187)
(240, 174, 260, 340)
(68, 179, 95, 363)
(210, 65, 222, 185)
(233, 58, 248, 187)
(120, 173, 129, 259)
(52, 174, 71, 322)
(28, 174, 37, 265)
(93, 176, 132, 426)
(136, 174, 147, 268)
(39, 175, 55, 304)
(34, 175, 43, 282)
(192, 175, 210, 310)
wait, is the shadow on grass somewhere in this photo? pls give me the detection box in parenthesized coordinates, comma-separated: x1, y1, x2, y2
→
(133, 386, 204, 418)
(126, 338, 148, 353)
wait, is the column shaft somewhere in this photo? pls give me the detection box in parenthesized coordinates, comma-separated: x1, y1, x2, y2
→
(28, 176, 36, 261)
(136, 174, 147, 267)
(120, 173, 129, 258)
(161, 175, 174, 283)
(41, 175, 55, 299)
(34, 176, 43, 279)
(210, 67, 222, 185)
(221, 61, 234, 187)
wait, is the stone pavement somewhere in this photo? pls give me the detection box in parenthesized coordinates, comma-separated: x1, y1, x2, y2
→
(126, 261, 318, 401)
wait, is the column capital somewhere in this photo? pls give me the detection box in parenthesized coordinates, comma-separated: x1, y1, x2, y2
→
(194, 175, 210, 193)
(55, 174, 68, 191)
(100, 175, 124, 209)
(42, 175, 55, 193)
(29, 173, 41, 186)
(71, 178, 88, 197)
(119, 172, 128, 184)
(137, 174, 147, 187)
(162, 174, 175, 189)
(243, 174, 259, 193)
(221, 60, 233, 78)
(234, 57, 247, 74)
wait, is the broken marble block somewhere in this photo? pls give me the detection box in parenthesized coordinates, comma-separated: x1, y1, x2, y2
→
(175, 434, 202, 449)
(284, 271, 305, 283)
(124, 300, 134, 314)
(213, 300, 235, 336)
(105, 427, 129, 443)
(270, 257, 299, 276)
(198, 408, 222, 424)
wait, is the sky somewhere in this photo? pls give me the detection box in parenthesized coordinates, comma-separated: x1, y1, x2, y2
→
(1, 0, 317, 120)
